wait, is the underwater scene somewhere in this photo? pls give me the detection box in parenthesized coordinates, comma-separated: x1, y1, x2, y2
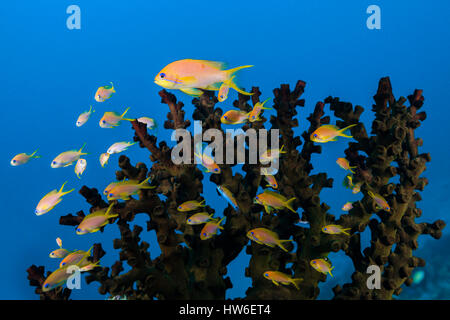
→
(2, 1, 450, 301)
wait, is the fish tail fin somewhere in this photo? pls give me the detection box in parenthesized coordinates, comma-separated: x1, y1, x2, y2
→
(278, 239, 293, 252)
(349, 166, 357, 174)
(291, 278, 303, 290)
(86, 246, 94, 257)
(90, 105, 95, 113)
(329, 266, 335, 277)
(199, 199, 206, 206)
(367, 190, 374, 198)
(59, 181, 69, 193)
(260, 97, 273, 109)
(338, 124, 357, 138)
(78, 143, 87, 153)
(139, 177, 155, 189)
(120, 107, 130, 119)
(110, 82, 116, 93)
(280, 145, 287, 153)
(30, 149, 41, 159)
(216, 217, 225, 228)
(342, 228, 352, 236)
(225, 65, 254, 96)
(285, 197, 297, 213)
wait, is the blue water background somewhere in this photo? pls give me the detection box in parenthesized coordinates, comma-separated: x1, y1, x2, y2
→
(0, 1, 449, 299)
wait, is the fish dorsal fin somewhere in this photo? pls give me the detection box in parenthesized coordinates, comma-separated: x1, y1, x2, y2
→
(321, 124, 340, 130)
(198, 60, 227, 70)
(263, 190, 282, 198)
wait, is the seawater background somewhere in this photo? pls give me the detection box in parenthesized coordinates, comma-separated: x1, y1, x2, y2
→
(1, 1, 449, 299)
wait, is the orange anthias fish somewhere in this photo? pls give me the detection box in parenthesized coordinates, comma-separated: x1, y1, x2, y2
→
(49, 237, 73, 259)
(220, 110, 250, 125)
(106, 177, 155, 201)
(51, 143, 88, 168)
(200, 217, 225, 240)
(310, 258, 334, 277)
(368, 191, 391, 212)
(42, 265, 79, 292)
(342, 201, 353, 211)
(154, 59, 253, 96)
(76, 203, 118, 235)
(60, 246, 93, 268)
(99, 107, 133, 128)
(336, 157, 356, 173)
(310, 124, 357, 143)
(263, 271, 303, 290)
(264, 174, 278, 189)
(260, 145, 286, 162)
(246, 228, 293, 252)
(186, 212, 218, 225)
(322, 224, 351, 236)
(217, 76, 234, 102)
(103, 179, 139, 195)
(249, 98, 272, 122)
(254, 190, 296, 214)
(177, 200, 206, 212)
(217, 186, 239, 211)
(194, 143, 221, 173)
(11, 149, 41, 166)
(35, 182, 74, 216)
(95, 82, 116, 102)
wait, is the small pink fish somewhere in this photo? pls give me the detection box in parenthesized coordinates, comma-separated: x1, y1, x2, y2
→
(248, 98, 272, 122)
(246, 228, 293, 252)
(200, 217, 225, 240)
(336, 158, 356, 173)
(177, 200, 206, 212)
(310, 124, 357, 143)
(99, 107, 133, 128)
(310, 258, 334, 277)
(260, 145, 286, 162)
(342, 202, 353, 211)
(322, 224, 351, 236)
(221, 110, 250, 125)
(186, 212, 218, 225)
(95, 82, 115, 102)
(368, 191, 390, 212)
(263, 271, 303, 290)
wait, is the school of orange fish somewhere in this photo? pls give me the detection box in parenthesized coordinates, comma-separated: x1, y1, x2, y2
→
(11, 59, 391, 292)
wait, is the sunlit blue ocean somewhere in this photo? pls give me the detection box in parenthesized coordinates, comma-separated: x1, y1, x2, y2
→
(1, 1, 449, 299)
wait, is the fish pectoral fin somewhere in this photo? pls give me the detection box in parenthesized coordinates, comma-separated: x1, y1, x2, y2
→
(272, 280, 280, 286)
(180, 87, 203, 97)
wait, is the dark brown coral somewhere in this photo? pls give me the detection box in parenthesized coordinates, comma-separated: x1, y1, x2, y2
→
(27, 78, 444, 300)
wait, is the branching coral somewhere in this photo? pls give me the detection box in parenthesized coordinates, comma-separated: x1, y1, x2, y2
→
(27, 77, 445, 300)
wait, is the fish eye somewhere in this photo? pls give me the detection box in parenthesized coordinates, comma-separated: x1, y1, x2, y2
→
(264, 273, 269, 277)
(214, 168, 218, 172)
(102, 120, 106, 123)
(50, 252, 54, 256)
(12, 160, 16, 163)
(77, 228, 82, 232)
(109, 193, 114, 197)
(224, 116, 228, 119)
(250, 231, 254, 235)
(202, 232, 207, 237)
(52, 161, 56, 165)
(160, 73, 165, 79)
(323, 228, 327, 231)
(187, 219, 191, 223)
(178, 206, 182, 209)
(313, 134, 318, 138)
(61, 262, 66, 266)
(312, 261, 316, 264)
(44, 284, 49, 288)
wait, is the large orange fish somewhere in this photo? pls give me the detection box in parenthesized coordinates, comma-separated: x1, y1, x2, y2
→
(154, 59, 253, 97)
(310, 124, 357, 143)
